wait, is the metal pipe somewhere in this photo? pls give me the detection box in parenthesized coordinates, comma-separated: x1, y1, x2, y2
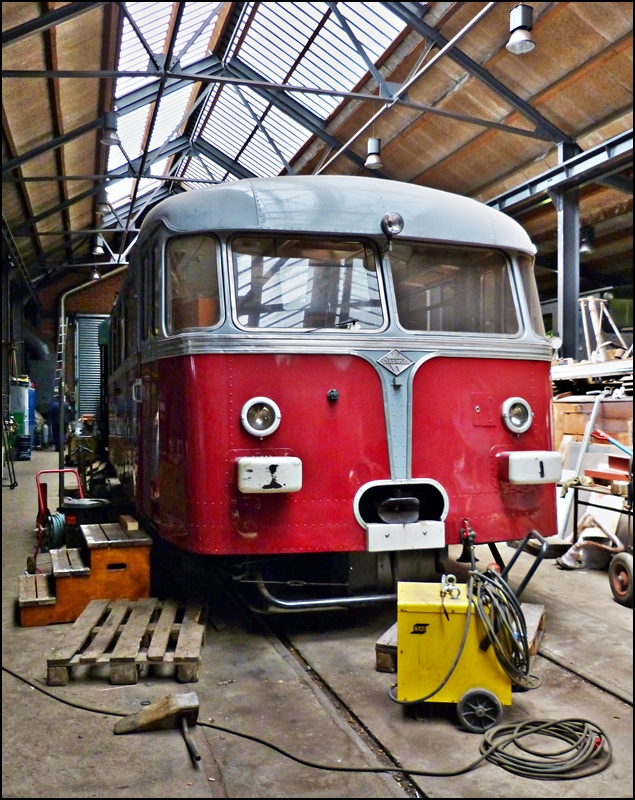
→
(56, 266, 127, 504)
(255, 573, 396, 611)
(180, 717, 201, 763)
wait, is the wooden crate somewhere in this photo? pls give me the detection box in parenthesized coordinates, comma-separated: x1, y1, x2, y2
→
(47, 598, 206, 686)
(375, 603, 545, 673)
(19, 523, 152, 627)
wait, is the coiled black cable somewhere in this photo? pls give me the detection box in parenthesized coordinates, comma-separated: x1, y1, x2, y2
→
(470, 568, 537, 690)
(481, 718, 612, 779)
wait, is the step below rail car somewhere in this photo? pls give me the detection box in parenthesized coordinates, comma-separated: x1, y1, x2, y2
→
(107, 176, 561, 609)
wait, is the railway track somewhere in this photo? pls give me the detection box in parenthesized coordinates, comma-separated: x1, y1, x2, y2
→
(194, 554, 631, 798)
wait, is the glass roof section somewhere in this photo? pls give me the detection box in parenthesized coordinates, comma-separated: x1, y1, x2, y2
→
(106, 2, 408, 215)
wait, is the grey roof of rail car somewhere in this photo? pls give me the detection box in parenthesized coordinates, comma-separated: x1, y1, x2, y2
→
(142, 176, 536, 254)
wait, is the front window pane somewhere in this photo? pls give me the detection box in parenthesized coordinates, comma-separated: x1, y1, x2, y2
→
(232, 237, 383, 330)
(168, 236, 220, 333)
(390, 243, 518, 334)
(518, 254, 547, 337)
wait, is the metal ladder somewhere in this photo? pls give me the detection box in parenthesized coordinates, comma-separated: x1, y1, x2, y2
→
(55, 320, 67, 392)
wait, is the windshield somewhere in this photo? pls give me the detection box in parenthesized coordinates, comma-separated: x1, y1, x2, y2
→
(231, 236, 384, 330)
(389, 242, 519, 334)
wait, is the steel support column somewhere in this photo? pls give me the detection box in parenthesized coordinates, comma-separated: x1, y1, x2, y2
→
(551, 143, 583, 360)
(553, 187, 580, 359)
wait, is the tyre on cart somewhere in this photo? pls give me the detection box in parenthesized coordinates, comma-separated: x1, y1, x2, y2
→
(456, 688, 502, 733)
(608, 552, 633, 607)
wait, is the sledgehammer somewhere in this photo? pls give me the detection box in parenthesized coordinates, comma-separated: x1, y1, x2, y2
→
(114, 692, 201, 764)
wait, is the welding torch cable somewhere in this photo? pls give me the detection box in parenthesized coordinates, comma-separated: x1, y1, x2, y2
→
(469, 569, 536, 689)
(2, 664, 612, 780)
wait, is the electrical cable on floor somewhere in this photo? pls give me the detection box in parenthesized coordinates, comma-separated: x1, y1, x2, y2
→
(2, 663, 612, 780)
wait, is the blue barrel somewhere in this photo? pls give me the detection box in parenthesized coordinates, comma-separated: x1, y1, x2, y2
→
(16, 435, 31, 461)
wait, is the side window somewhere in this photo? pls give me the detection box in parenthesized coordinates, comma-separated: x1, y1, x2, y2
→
(167, 236, 220, 333)
(141, 251, 157, 341)
(125, 285, 138, 357)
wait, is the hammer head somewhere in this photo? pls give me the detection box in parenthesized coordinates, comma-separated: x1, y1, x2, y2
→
(114, 692, 199, 735)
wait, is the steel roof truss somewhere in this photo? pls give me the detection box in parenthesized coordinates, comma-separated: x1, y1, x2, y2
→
(1, 2, 107, 48)
(192, 138, 257, 181)
(2, 117, 104, 176)
(232, 85, 296, 175)
(226, 57, 377, 173)
(381, 1, 573, 144)
(487, 130, 634, 214)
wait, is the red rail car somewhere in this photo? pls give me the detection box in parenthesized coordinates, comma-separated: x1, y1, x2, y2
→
(107, 176, 560, 609)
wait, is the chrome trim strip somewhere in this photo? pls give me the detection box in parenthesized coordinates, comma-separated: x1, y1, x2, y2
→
(140, 335, 552, 363)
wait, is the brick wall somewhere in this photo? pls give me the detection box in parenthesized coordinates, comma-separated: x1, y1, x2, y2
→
(36, 271, 125, 351)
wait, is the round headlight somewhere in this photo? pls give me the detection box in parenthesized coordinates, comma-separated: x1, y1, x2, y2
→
(501, 397, 533, 434)
(380, 212, 404, 237)
(241, 397, 281, 437)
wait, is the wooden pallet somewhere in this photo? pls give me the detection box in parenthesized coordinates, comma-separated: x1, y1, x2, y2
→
(375, 602, 545, 673)
(47, 598, 206, 686)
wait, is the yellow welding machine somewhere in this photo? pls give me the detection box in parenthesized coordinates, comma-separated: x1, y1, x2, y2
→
(397, 580, 512, 717)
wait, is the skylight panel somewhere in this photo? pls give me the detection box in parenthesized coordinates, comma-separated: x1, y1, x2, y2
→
(239, 130, 286, 177)
(148, 85, 193, 152)
(107, 104, 151, 175)
(200, 87, 261, 158)
(181, 153, 225, 185)
(173, 2, 222, 67)
(115, 2, 174, 98)
(263, 106, 314, 156)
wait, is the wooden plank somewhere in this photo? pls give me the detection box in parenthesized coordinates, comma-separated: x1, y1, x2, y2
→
(81, 524, 109, 548)
(375, 621, 398, 673)
(124, 528, 153, 547)
(100, 523, 133, 547)
(48, 599, 110, 665)
(66, 548, 90, 576)
(147, 599, 179, 661)
(522, 603, 546, 657)
(79, 599, 130, 663)
(110, 598, 158, 662)
(174, 602, 205, 663)
(114, 692, 199, 734)
(18, 575, 39, 606)
(35, 573, 56, 604)
(50, 548, 73, 576)
(119, 514, 139, 531)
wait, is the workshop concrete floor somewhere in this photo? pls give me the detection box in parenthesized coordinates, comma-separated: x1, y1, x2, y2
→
(2, 450, 633, 798)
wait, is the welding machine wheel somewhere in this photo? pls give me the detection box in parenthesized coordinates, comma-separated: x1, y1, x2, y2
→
(457, 689, 502, 733)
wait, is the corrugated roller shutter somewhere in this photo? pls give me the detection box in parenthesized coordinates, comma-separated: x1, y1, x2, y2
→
(76, 315, 107, 418)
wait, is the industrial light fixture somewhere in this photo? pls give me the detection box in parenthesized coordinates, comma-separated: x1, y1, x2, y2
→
(506, 4, 535, 55)
(96, 188, 110, 215)
(91, 267, 101, 281)
(100, 111, 120, 147)
(579, 225, 595, 254)
(92, 234, 105, 256)
(365, 138, 383, 170)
